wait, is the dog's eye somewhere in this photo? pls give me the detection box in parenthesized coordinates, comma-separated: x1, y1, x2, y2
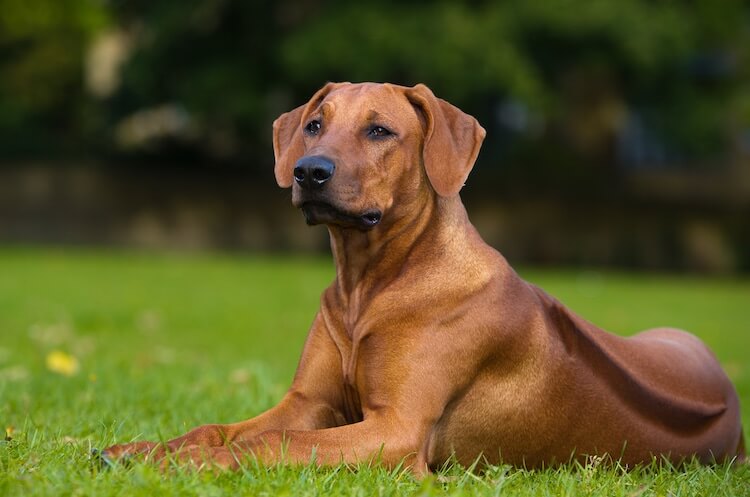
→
(368, 126, 393, 138)
(305, 120, 321, 136)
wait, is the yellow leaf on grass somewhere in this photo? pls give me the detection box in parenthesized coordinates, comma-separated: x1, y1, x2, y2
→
(46, 350, 79, 376)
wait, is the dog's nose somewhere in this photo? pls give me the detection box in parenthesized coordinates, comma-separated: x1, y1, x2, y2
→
(294, 156, 335, 189)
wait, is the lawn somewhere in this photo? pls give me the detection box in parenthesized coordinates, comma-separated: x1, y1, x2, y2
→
(0, 247, 748, 496)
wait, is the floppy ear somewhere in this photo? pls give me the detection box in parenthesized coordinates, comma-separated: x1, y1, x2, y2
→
(272, 104, 305, 188)
(405, 84, 486, 197)
(272, 82, 346, 187)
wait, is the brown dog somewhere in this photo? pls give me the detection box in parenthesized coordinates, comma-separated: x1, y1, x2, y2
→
(103, 82, 745, 472)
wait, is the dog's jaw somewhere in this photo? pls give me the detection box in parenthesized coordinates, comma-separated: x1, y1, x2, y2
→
(300, 201, 382, 230)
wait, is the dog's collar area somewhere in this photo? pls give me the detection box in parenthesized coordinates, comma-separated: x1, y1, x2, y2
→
(301, 201, 382, 230)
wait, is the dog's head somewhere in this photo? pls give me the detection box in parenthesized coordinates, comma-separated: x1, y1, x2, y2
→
(273, 82, 485, 230)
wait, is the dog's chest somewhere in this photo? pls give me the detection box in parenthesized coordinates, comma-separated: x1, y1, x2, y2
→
(325, 301, 367, 423)
(326, 284, 392, 422)
(340, 324, 366, 422)
(331, 329, 365, 424)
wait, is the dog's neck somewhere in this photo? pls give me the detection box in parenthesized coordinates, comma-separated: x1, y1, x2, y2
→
(326, 194, 468, 300)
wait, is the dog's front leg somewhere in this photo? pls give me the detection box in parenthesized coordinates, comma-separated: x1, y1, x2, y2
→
(167, 410, 430, 474)
(101, 314, 348, 464)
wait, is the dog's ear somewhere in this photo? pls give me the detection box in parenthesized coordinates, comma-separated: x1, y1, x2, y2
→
(405, 84, 486, 197)
(272, 82, 346, 188)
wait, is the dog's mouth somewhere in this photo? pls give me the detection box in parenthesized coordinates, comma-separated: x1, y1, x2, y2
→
(300, 201, 382, 230)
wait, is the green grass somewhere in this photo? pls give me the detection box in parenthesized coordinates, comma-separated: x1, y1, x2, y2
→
(0, 247, 748, 496)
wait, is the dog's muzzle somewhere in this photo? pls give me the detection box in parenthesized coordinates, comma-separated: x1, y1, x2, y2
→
(293, 155, 381, 229)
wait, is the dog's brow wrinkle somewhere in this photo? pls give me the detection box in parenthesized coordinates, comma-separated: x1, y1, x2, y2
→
(321, 101, 335, 119)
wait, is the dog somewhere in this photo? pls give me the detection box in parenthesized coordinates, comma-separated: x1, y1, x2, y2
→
(102, 82, 745, 473)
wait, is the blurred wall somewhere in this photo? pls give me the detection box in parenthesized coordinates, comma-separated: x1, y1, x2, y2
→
(1, 162, 747, 273)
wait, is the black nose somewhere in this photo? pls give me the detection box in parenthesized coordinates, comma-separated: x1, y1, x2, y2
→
(294, 155, 335, 189)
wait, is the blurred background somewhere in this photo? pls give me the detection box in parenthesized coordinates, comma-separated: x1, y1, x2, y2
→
(1, 0, 748, 273)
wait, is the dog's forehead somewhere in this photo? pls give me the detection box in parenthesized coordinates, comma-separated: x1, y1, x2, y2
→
(319, 83, 416, 125)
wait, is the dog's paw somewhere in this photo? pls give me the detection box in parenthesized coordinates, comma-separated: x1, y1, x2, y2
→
(97, 441, 162, 467)
(91, 448, 123, 470)
(94, 441, 245, 472)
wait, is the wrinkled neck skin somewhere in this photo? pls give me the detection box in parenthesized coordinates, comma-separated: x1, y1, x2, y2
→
(326, 188, 468, 305)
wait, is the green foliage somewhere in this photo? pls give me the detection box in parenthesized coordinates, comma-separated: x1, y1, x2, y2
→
(281, 1, 693, 103)
(1, 0, 749, 172)
(0, 248, 749, 495)
(0, 0, 109, 156)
